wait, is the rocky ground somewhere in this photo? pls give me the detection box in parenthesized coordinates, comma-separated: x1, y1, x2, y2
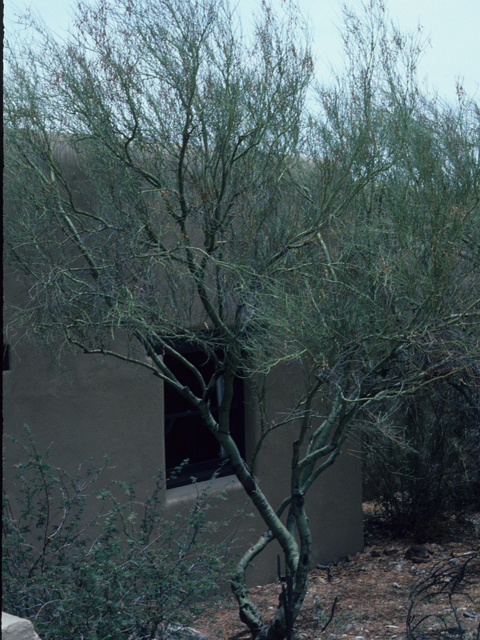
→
(193, 505, 480, 640)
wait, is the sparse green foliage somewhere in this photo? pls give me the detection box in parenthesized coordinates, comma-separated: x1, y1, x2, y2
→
(2, 428, 235, 640)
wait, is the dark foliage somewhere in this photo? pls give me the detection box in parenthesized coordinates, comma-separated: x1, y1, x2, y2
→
(363, 372, 480, 541)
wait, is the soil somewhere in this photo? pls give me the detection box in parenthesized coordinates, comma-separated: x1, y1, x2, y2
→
(192, 505, 480, 640)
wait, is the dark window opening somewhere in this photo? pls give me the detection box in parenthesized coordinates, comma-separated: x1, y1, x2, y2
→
(3, 344, 10, 372)
(163, 345, 245, 489)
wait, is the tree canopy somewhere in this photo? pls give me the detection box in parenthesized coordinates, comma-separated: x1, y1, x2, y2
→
(4, 0, 479, 637)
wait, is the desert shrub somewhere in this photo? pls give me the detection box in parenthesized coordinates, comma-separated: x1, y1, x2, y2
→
(2, 427, 236, 640)
(406, 552, 480, 639)
(362, 373, 480, 540)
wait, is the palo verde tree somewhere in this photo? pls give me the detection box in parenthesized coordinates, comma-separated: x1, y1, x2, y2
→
(4, 0, 479, 638)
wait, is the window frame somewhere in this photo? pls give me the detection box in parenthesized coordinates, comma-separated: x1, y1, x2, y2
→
(162, 342, 245, 489)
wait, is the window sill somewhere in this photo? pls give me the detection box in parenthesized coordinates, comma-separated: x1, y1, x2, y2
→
(165, 474, 242, 505)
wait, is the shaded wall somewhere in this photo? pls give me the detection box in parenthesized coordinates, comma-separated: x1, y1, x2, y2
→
(3, 275, 363, 587)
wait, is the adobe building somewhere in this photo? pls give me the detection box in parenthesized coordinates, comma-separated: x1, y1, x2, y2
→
(3, 279, 363, 587)
(3, 140, 364, 586)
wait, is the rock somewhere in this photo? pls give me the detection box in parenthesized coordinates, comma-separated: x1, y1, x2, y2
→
(411, 556, 429, 564)
(383, 547, 399, 556)
(2, 612, 42, 640)
(405, 546, 433, 562)
(370, 549, 381, 558)
(408, 545, 432, 558)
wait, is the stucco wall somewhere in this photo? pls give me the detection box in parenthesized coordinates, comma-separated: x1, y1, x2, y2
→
(3, 278, 363, 588)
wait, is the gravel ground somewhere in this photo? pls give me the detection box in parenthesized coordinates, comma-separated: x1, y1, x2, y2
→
(192, 507, 480, 640)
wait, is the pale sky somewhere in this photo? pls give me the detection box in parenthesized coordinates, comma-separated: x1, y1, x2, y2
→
(4, 0, 480, 105)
